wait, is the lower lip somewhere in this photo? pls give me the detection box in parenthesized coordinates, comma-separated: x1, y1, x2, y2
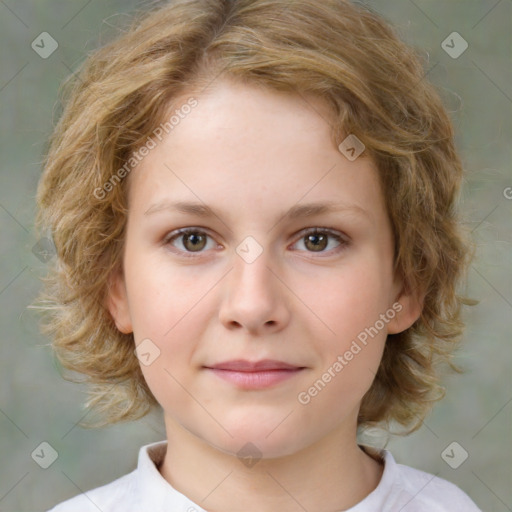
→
(206, 368, 304, 389)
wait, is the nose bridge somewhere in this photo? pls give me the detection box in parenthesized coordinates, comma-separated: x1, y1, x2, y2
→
(218, 237, 288, 333)
(231, 239, 278, 305)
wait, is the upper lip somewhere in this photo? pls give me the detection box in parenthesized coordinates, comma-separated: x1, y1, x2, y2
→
(206, 359, 303, 371)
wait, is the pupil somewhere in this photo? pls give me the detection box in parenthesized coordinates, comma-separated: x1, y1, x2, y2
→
(186, 233, 205, 251)
(307, 233, 326, 251)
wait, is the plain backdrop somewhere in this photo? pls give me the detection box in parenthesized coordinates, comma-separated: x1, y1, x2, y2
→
(0, 1, 510, 511)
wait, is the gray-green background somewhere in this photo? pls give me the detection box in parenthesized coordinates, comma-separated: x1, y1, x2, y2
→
(0, 1, 510, 511)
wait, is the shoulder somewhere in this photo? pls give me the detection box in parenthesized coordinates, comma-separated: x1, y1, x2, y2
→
(390, 456, 482, 511)
(46, 470, 138, 512)
(46, 440, 169, 512)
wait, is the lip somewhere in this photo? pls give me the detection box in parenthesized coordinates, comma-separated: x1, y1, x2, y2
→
(209, 359, 302, 371)
(204, 359, 305, 390)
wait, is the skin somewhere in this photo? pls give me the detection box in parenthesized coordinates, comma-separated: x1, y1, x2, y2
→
(107, 78, 422, 512)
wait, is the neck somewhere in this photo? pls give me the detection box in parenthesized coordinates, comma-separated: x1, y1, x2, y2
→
(159, 418, 383, 512)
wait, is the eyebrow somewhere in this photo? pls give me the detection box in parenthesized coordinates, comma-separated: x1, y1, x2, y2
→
(144, 200, 371, 222)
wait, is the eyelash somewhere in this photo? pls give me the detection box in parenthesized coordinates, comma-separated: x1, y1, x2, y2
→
(163, 227, 349, 258)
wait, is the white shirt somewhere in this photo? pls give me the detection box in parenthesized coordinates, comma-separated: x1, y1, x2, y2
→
(47, 440, 482, 511)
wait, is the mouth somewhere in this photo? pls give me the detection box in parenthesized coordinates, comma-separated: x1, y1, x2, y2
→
(203, 359, 306, 390)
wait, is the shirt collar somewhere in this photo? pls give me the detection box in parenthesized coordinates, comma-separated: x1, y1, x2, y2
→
(135, 440, 208, 510)
(136, 440, 397, 511)
(348, 447, 397, 511)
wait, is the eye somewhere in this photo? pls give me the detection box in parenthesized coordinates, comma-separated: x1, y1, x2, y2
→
(164, 228, 217, 257)
(164, 227, 349, 258)
(291, 228, 349, 255)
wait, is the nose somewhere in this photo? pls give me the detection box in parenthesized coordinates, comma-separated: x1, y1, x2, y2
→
(218, 246, 291, 336)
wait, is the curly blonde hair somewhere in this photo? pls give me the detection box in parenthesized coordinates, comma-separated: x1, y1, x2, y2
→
(34, 0, 476, 432)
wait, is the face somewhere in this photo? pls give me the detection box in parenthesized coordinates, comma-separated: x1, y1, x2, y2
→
(108, 79, 421, 459)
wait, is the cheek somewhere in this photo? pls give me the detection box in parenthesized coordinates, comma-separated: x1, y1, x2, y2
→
(124, 253, 211, 390)
(308, 260, 393, 342)
(298, 272, 390, 414)
(134, 306, 208, 421)
(125, 247, 209, 337)
(302, 257, 392, 392)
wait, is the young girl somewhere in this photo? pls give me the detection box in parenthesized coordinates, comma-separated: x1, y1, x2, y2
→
(37, 0, 481, 510)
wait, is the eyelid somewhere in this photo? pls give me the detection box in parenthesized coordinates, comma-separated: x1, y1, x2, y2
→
(291, 227, 350, 255)
(163, 226, 350, 257)
(163, 227, 220, 256)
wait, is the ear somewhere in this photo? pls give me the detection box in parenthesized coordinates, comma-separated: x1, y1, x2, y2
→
(386, 275, 424, 335)
(105, 266, 133, 334)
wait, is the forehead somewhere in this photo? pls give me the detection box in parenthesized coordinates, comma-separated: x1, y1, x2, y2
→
(127, 79, 385, 224)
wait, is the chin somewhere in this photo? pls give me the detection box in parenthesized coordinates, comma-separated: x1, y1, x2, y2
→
(199, 416, 313, 461)
(216, 433, 307, 461)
